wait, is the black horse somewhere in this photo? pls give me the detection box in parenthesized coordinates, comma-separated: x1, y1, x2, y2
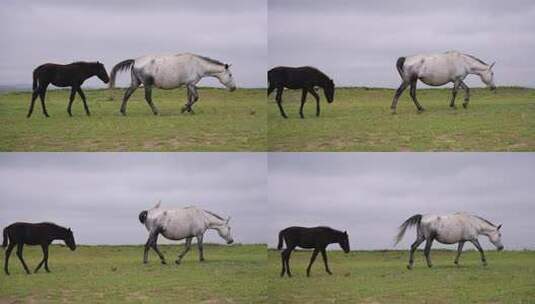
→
(2, 222, 76, 275)
(268, 66, 335, 119)
(27, 61, 110, 118)
(277, 226, 350, 277)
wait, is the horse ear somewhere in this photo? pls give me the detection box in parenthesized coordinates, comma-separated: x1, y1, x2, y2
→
(225, 64, 231, 70)
(497, 224, 502, 230)
(226, 216, 231, 224)
(68, 228, 71, 232)
(344, 230, 347, 235)
(489, 62, 495, 70)
(154, 200, 161, 208)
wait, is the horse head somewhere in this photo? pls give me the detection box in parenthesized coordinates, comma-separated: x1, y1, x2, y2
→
(95, 61, 110, 84)
(323, 79, 335, 103)
(65, 228, 76, 251)
(488, 224, 504, 251)
(216, 217, 234, 245)
(216, 64, 237, 92)
(339, 230, 350, 253)
(480, 62, 496, 91)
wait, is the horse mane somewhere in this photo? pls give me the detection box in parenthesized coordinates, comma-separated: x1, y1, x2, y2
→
(41, 222, 69, 231)
(304, 66, 331, 80)
(317, 226, 344, 234)
(194, 54, 225, 67)
(473, 215, 496, 227)
(462, 54, 488, 66)
(203, 209, 225, 221)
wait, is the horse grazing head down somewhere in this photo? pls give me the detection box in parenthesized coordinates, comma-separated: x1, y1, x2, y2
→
(338, 230, 350, 253)
(216, 64, 237, 92)
(94, 62, 110, 84)
(479, 62, 496, 91)
(216, 217, 234, 244)
(487, 224, 504, 251)
(64, 228, 76, 251)
(323, 78, 335, 103)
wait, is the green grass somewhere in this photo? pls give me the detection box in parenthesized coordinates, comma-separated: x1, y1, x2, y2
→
(0, 244, 267, 303)
(267, 249, 535, 304)
(0, 88, 266, 151)
(268, 87, 535, 151)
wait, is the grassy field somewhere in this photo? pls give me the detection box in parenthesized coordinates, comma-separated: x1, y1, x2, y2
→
(267, 249, 535, 304)
(0, 244, 267, 304)
(0, 88, 266, 151)
(268, 87, 535, 151)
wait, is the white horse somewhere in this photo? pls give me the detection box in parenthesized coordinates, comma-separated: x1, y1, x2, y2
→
(109, 53, 237, 115)
(395, 212, 503, 269)
(138, 201, 234, 265)
(391, 50, 496, 113)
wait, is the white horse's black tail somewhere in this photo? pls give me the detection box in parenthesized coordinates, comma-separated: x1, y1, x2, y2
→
(138, 210, 148, 224)
(395, 214, 422, 245)
(109, 59, 135, 89)
(396, 57, 406, 78)
(2, 227, 8, 249)
(277, 230, 284, 250)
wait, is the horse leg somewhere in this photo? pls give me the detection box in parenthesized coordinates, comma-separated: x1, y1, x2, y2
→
(306, 248, 319, 277)
(27, 90, 39, 118)
(460, 81, 471, 108)
(454, 241, 465, 265)
(4, 242, 15, 275)
(450, 80, 461, 108)
(285, 245, 296, 277)
(308, 88, 321, 117)
(143, 229, 161, 264)
(76, 87, 90, 116)
(320, 248, 332, 275)
(197, 234, 205, 262)
(39, 85, 50, 117)
(16, 243, 31, 274)
(267, 84, 275, 96)
(143, 85, 159, 115)
(409, 80, 425, 112)
(470, 239, 487, 266)
(299, 89, 308, 119)
(424, 237, 434, 268)
(34, 244, 48, 273)
(280, 249, 286, 277)
(175, 237, 192, 264)
(407, 235, 425, 269)
(67, 87, 77, 117)
(275, 87, 288, 119)
(391, 81, 409, 114)
(149, 234, 166, 265)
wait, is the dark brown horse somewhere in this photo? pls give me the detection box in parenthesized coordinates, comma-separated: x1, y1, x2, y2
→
(277, 226, 349, 277)
(27, 61, 109, 118)
(268, 66, 335, 119)
(2, 222, 76, 275)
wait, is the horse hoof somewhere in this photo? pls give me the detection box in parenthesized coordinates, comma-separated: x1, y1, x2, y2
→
(427, 264, 433, 268)
(175, 260, 181, 265)
(406, 265, 413, 270)
(161, 261, 167, 265)
(462, 104, 468, 109)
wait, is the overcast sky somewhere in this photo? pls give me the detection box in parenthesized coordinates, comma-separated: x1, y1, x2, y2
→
(0, 153, 268, 245)
(269, 0, 535, 88)
(268, 153, 535, 250)
(0, 0, 266, 88)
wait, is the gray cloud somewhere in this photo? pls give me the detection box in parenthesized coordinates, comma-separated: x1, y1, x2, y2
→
(267, 153, 535, 250)
(0, 0, 266, 88)
(269, 0, 535, 88)
(0, 153, 268, 245)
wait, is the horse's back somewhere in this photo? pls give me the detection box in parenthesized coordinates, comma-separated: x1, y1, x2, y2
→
(268, 66, 327, 88)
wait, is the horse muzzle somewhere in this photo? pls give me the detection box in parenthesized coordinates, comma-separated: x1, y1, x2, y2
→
(229, 86, 237, 92)
(227, 240, 234, 245)
(498, 246, 504, 251)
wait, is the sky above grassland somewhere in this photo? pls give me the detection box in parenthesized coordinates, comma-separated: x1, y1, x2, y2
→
(0, 153, 268, 245)
(269, 0, 535, 88)
(1, 153, 534, 250)
(268, 153, 535, 250)
(0, 0, 266, 88)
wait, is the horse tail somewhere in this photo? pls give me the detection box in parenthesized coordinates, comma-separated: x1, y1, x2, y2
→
(277, 230, 284, 250)
(2, 226, 8, 248)
(138, 210, 148, 224)
(109, 59, 135, 89)
(32, 67, 40, 92)
(396, 57, 406, 78)
(395, 214, 422, 245)
(267, 70, 274, 96)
